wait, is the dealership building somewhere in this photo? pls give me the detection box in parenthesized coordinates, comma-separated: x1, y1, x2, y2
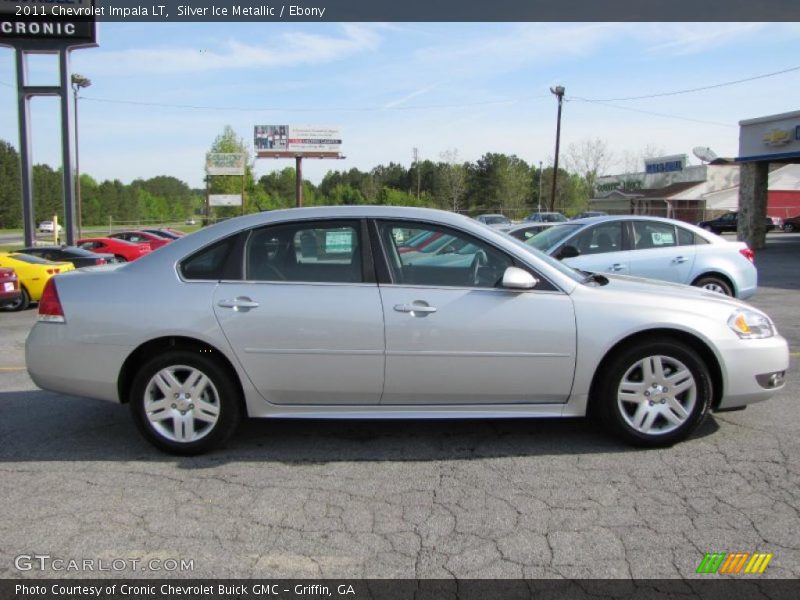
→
(590, 154, 800, 224)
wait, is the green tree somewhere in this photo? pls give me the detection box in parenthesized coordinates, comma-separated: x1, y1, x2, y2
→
(0, 141, 22, 228)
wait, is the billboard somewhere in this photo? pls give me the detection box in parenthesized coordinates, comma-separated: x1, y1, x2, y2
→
(0, 0, 97, 47)
(209, 194, 242, 207)
(255, 125, 342, 157)
(206, 153, 246, 176)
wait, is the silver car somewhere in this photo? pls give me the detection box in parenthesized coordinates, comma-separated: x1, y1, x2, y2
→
(526, 216, 757, 298)
(26, 207, 788, 454)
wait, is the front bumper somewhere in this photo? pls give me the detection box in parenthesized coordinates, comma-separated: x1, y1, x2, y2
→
(715, 335, 790, 410)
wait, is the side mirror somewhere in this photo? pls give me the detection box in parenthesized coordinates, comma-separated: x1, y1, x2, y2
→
(556, 245, 580, 260)
(502, 266, 538, 290)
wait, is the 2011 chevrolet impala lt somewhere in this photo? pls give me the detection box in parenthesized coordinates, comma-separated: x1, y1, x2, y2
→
(25, 207, 789, 454)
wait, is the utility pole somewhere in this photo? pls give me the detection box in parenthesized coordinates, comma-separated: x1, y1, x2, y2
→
(71, 73, 91, 240)
(549, 85, 565, 212)
(413, 147, 420, 201)
(538, 160, 543, 213)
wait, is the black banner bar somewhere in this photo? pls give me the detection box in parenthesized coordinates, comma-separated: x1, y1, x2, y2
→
(1, 0, 800, 22)
(2, 580, 800, 600)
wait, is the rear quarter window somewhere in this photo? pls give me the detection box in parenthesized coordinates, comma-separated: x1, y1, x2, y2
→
(180, 235, 240, 281)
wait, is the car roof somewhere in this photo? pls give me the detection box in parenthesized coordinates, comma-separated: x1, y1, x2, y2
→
(553, 215, 725, 243)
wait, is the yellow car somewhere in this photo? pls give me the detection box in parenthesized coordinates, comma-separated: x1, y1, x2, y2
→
(0, 252, 75, 311)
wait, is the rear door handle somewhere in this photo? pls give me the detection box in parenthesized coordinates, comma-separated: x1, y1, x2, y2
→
(394, 302, 437, 315)
(217, 297, 259, 311)
(609, 264, 625, 272)
(673, 256, 688, 264)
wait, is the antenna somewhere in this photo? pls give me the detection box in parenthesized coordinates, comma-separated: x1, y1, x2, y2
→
(693, 146, 719, 163)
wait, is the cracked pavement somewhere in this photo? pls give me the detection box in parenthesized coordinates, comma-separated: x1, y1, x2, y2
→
(0, 234, 798, 579)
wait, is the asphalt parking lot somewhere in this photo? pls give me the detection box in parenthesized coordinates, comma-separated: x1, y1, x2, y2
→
(0, 234, 798, 579)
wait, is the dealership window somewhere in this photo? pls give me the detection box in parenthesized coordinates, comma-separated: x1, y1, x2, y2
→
(246, 221, 363, 283)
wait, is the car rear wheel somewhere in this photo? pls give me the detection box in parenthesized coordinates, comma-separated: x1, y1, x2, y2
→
(129, 351, 242, 455)
(6, 286, 30, 312)
(597, 339, 712, 447)
(785, 223, 796, 233)
(693, 276, 733, 296)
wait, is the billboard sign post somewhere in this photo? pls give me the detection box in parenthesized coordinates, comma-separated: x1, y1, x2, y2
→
(0, 0, 98, 247)
(254, 125, 344, 207)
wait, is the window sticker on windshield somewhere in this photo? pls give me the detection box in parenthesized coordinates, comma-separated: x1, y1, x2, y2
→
(652, 232, 674, 245)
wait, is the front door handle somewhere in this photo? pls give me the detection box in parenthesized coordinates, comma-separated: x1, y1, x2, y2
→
(673, 256, 688, 264)
(394, 301, 437, 316)
(609, 264, 625, 272)
(217, 297, 259, 312)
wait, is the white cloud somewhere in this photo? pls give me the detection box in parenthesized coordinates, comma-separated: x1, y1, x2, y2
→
(82, 24, 381, 75)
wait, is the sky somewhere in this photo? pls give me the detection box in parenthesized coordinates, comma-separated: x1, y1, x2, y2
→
(0, 22, 799, 188)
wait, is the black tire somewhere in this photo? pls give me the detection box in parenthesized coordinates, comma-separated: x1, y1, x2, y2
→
(129, 350, 242, 455)
(785, 223, 796, 233)
(597, 338, 712, 447)
(114, 255, 128, 263)
(693, 275, 733, 296)
(7, 286, 30, 312)
(702, 225, 714, 233)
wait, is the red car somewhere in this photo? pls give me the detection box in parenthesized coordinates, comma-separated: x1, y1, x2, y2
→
(109, 230, 172, 250)
(77, 238, 151, 262)
(0, 267, 21, 309)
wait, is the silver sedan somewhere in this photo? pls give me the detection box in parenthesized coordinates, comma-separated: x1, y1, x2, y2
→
(26, 207, 788, 454)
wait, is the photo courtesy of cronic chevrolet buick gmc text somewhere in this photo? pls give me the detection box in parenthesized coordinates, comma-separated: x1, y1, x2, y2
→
(25, 207, 788, 454)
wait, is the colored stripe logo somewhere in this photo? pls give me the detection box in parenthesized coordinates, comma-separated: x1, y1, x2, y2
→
(696, 552, 773, 574)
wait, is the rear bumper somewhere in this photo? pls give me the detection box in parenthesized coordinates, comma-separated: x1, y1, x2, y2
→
(716, 335, 789, 410)
(26, 322, 131, 403)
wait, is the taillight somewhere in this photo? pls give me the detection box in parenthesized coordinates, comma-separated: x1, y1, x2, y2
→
(38, 279, 65, 323)
(96, 258, 106, 265)
(45, 268, 60, 275)
(740, 247, 755, 263)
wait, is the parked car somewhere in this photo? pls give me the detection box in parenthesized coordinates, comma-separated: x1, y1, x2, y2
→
(140, 228, 184, 240)
(77, 237, 151, 262)
(525, 216, 757, 298)
(19, 246, 115, 269)
(0, 252, 74, 311)
(109, 230, 172, 250)
(185, 218, 197, 225)
(475, 214, 512, 228)
(504, 222, 554, 241)
(396, 229, 445, 254)
(525, 211, 568, 223)
(573, 211, 608, 220)
(0, 267, 21, 309)
(697, 211, 775, 235)
(26, 207, 788, 455)
(37, 220, 63, 234)
(782, 214, 800, 233)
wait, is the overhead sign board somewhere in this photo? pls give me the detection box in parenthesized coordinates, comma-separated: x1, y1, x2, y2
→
(644, 154, 686, 174)
(209, 194, 242, 207)
(255, 125, 342, 157)
(0, 0, 97, 47)
(739, 110, 800, 162)
(206, 153, 246, 176)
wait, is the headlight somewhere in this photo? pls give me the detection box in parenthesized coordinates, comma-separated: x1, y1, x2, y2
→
(728, 309, 776, 339)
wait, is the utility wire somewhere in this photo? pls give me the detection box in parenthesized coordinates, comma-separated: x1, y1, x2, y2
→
(569, 96, 736, 128)
(579, 64, 800, 102)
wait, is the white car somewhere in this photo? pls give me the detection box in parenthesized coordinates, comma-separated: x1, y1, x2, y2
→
(25, 206, 788, 454)
(38, 221, 63, 234)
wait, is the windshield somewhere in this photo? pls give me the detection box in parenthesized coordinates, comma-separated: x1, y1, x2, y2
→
(483, 215, 510, 225)
(526, 224, 581, 251)
(505, 236, 584, 284)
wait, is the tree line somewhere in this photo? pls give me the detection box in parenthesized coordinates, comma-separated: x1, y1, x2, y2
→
(0, 128, 610, 229)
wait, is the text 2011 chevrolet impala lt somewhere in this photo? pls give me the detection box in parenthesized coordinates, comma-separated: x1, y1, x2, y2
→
(26, 207, 788, 454)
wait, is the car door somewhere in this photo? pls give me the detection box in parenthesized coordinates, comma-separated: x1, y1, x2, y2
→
(560, 221, 631, 275)
(375, 220, 576, 405)
(627, 220, 696, 284)
(211, 219, 385, 406)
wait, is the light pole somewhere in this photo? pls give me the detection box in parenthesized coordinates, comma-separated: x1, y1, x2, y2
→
(549, 85, 565, 212)
(71, 73, 91, 240)
(538, 160, 543, 213)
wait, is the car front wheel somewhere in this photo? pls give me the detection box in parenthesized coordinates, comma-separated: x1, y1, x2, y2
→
(597, 339, 712, 447)
(129, 350, 242, 455)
